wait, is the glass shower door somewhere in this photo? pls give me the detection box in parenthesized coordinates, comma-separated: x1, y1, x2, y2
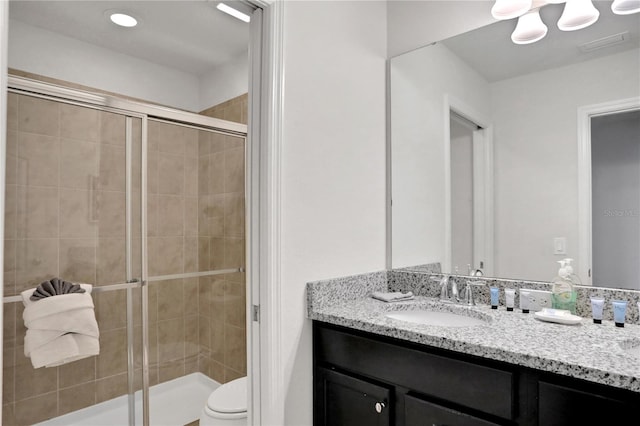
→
(2, 92, 144, 425)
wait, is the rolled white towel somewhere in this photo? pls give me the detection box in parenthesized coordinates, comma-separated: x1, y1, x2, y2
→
(371, 291, 414, 302)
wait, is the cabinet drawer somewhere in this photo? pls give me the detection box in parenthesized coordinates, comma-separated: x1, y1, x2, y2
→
(314, 324, 515, 419)
(405, 394, 501, 426)
(316, 367, 391, 426)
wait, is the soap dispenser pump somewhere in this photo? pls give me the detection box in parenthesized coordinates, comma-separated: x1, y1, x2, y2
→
(551, 259, 577, 314)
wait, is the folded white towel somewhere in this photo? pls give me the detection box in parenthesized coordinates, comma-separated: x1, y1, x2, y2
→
(21, 284, 99, 368)
(371, 291, 414, 302)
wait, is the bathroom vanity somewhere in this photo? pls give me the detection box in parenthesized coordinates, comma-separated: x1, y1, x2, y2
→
(307, 271, 640, 426)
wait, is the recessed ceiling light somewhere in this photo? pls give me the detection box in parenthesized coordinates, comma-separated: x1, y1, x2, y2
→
(216, 3, 251, 23)
(110, 12, 138, 28)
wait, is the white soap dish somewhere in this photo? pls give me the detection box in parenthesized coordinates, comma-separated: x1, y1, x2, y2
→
(534, 308, 582, 325)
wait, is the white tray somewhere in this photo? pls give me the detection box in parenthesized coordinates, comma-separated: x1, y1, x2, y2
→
(534, 308, 582, 325)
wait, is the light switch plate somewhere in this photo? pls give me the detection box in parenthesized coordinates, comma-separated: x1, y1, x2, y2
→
(520, 288, 552, 312)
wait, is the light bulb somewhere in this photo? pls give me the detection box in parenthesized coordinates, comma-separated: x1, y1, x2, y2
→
(511, 9, 548, 44)
(557, 0, 600, 31)
(611, 0, 640, 15)
(492, 0, 533, 20)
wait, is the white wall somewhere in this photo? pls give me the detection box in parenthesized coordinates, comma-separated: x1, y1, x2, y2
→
(8, 20, 249, 112)
(387, 0, 494, 58)
(199, 52, 249, 110)
(390, 43, 491, 268)
(280, 1, 387, 424)
(492, 48, 640, 282)
(8, 20, 201, 111)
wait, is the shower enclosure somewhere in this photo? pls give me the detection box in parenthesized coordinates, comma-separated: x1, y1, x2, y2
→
(2, 76, 247, 425)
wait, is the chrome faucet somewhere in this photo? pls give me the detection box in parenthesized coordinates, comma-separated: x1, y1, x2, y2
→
(439, 275, 460, 303)
(462, 280, 486, 306)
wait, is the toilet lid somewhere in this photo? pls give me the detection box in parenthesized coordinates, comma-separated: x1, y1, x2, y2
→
(207, 377, 247, 414)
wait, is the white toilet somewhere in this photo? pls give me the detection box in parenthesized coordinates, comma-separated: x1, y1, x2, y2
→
(199, 376, 247, 426)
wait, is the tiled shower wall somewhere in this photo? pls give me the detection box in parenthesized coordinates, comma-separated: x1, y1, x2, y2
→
(3, 91, 247, 424)
(198, 93, 248, 383)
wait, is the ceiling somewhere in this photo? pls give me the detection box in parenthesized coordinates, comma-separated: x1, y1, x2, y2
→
(442, 1, 640, 82)
(8, 0, 251, 76)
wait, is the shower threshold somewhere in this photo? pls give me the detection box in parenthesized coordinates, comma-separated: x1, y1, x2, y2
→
(34, 372, 219, 426)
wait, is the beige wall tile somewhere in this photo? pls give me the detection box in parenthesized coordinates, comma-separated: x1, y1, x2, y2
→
(97, 190, 126, 237)
(96, 372, 127, 403)
(3, 304, 16, 350)
(184, 197, 198, 237)
(224, 193, 244, 238)
(198, 131, 210, 157)
(157, 279, 185, 321)
(14, 391, 57, 425)
(209, 132, 228, 154)
(157, 195, 184, 237)
(198, 313, 211, 350)
(94, 291, 127, 331)
(58, 356, 96, 389)
(58, 381, 97, 416)
(7, 92, 18, 131)
(98, 144, 125, 192)
(6, 130, 18, 185)
(17, 186, 58, 239)
(224, 368, 245, 383)
(224, 148, 245, 194)
(158, 153, 184, 195)
(4, 185, 17, 240)
(198, 237, 210, 272)
(3, 240, 16, 296)
(3, 365, 15, 405)
(210, 278, 225, 324)
(97, 238, 126, 285)
(14, 348, 57, 401)
(185, 315, 199, 358)
(223, 102, 243, 123)
(96, 328, 127, 379)
(210, 238, 225, 270)
(157, 318, 185, 363)
(17, 132, 59, 187)
(224, 324, 246, 374)
(147, 194, 159, 237)
(185, 128, 199, 158)
(59, 139, 98, 189)
(198, 277, 211, 318)
(210, 320, 225, 364)
(60, 103, 99, 142)
(147, 149, 159, 194)
(59, 238, 97, 284)
(148, 237, 184, 276)
(60, 188, 97, 238)
(18, 96, 59, 137)
(99, 111, 126, 146)
(148, 283, 159, 325)
(225, 281, 246, 329)
(15, 238, 59, 292)
(208, 152, 225, 195)
(225, 237, 245, 269)
(185, 156, 198, 197)
(184, 237, 199, 273)
(150, 121, 185, 154)
(158, 358, 185, 384)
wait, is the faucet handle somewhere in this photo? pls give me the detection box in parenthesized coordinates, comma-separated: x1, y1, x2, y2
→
(463, 281, 485, 306)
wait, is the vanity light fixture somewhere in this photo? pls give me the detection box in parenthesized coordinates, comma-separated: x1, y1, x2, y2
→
(109, 12, 138, 28)
(493, 0, 640, 44)
(611, 0, 640, 15)
(216, 2, 251, 23)
(511, 8, 548, 44)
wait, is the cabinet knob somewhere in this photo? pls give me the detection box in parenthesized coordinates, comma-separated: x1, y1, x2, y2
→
(375, 402, 385, 413)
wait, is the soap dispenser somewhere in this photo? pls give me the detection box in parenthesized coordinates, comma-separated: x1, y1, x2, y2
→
(551, 260, 577, 314)
(563, 258, 582, 286)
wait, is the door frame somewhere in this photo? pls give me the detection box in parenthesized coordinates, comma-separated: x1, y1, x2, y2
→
(444, 95, 493, 276)
(577, 97, 640, 286)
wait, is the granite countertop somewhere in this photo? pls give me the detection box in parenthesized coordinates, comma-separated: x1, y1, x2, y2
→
(307, 282, 640, 393)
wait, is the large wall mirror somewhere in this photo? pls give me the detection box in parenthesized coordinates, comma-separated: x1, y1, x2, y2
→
(389, 1, 640, 289)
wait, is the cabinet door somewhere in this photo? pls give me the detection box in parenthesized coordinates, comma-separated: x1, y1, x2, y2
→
(405, 394, 501, 426)
(316, 367, 391, 426)
(538, 381, 635, 426)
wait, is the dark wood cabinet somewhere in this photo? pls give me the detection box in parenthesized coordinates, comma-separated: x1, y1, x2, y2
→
(316, 367, 391, 426)
(313, 321, 640, 426)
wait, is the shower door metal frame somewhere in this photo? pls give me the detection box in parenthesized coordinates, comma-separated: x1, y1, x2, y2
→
(5, 76, 248, 426)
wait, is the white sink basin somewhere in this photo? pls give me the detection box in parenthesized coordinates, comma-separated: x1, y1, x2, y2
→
(386, 310, 486, 327)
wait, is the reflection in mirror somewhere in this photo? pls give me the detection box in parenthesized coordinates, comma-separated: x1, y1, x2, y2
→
(390, 2, 640, 289)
